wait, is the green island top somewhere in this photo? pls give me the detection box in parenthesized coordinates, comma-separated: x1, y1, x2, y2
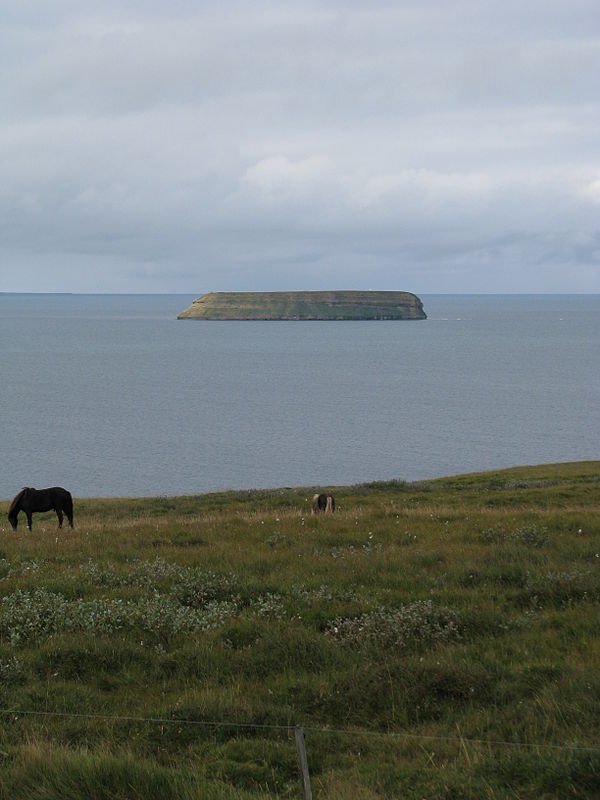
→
(177, 290, 427, 320)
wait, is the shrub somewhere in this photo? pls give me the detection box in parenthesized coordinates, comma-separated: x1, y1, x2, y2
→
(510, 525, 549, 547)
(0, 589, 240, 646)
(326, 601, 462, 649)
(170, 569, 238, 607)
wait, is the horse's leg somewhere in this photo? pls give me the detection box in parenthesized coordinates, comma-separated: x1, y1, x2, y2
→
(26, 512, 33, 531)
(56, 509, 63, 529)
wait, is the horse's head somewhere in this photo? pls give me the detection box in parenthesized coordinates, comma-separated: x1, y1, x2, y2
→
(7, 488, 29, 530)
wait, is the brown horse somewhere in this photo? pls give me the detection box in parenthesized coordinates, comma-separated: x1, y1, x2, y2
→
(312, 493, 335, 514)
(8, 487, 73, 531)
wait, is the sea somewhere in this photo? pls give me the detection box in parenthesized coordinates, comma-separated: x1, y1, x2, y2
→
(0, 293, 597, 499)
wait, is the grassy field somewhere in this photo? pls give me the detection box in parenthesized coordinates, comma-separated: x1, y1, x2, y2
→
(0, 461, 598, 799)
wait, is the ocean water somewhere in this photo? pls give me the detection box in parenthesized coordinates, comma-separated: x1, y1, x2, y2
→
(0, 293, 597, 498)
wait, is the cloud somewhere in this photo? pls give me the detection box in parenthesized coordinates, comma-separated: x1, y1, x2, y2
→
(583, 177, 600, 205)
(0, 1, 599, 292)
(243, 155, 333, 199)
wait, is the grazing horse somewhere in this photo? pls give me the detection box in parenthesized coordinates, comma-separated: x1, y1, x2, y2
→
(312, 493, 335, 514)
(8, 487, 74, 531)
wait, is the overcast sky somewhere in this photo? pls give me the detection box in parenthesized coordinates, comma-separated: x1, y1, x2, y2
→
(1, 1, 599, 293)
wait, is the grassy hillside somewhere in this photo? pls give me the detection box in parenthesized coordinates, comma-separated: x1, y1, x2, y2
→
(177, 291, 426, 320)
(0, 462, 599, 799)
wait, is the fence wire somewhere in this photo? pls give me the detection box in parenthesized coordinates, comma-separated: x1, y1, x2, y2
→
(1, 708, 598, 753)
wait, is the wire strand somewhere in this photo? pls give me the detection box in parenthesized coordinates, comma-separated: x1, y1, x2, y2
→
(1, 708, 598, 753)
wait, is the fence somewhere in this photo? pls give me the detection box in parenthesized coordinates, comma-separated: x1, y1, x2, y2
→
(2, 707, 599, 798)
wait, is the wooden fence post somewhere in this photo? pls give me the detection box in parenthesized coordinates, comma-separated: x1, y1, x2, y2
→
(295, 726, 312, 800)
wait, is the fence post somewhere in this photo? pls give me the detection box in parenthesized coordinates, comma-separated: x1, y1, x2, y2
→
(295, 726, 312, 800)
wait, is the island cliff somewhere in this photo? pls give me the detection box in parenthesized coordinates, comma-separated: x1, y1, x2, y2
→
(177, 291, 426, 320)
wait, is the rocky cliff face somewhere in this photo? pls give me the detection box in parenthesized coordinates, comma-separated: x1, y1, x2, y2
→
(177, 291, 427, 320)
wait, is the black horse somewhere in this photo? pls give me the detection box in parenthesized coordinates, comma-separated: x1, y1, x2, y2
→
(8, 487, 74, 531)
(312, 493, 335, 514)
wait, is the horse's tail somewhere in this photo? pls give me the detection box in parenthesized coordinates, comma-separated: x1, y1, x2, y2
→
(8, 488, 29, 527)
(64, 490, 73, 511)
(325, 495, 335, 514)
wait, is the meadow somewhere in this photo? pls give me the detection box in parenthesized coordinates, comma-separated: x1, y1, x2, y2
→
(0, 461, 598, 799)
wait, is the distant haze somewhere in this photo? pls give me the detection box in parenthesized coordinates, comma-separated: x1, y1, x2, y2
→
(1, 1, 599, 293)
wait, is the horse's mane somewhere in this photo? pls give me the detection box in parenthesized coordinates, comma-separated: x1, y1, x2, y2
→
(8, 488, 29, 516)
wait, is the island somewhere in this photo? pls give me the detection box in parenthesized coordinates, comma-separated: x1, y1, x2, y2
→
(177, 291, 427, 320)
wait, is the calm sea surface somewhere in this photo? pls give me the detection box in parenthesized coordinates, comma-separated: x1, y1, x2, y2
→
(0, 294, 597, 498)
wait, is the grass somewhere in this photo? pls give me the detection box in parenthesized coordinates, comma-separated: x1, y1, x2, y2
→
(0, 461, 598, 798)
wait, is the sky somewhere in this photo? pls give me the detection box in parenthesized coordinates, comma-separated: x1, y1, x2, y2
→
(1, 1, 599, 294)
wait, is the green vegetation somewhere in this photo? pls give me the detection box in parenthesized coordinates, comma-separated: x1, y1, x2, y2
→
(177, 291, 427, 320)
(0, 461, 599, 799)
